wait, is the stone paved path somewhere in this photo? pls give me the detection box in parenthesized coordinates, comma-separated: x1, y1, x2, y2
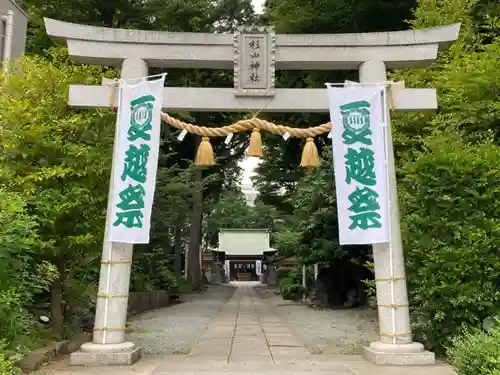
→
(183, 281, 310, 364)
(36, 282, 456, 375)
(126, 284, 235, 354)
(253, 285, 379, 355)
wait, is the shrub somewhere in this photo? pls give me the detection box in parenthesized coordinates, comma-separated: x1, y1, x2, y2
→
(279, 276, 293, 294)
(284, 284, 307, 301)
(400, 136, 500, 354)
(0, 341, 22, 375)
(0, 189, 57, 349)
(275, 267, 291, 281)
(173, 278, 193, 295)
(131, 246, 179, 292)
(362, 261, 376, 301)
(279, 277, 306, 301)
(288, 266, 304, 283)
(447, 325, 500, 375)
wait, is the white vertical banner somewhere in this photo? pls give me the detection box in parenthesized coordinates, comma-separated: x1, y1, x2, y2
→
(224, 260, 230, 276)
(327, 86, 389, 245)
(255, 260, 262, 276)
(109, 75, 166, 244)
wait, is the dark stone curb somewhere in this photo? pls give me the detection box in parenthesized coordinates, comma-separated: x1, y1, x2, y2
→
(18, 334, 92, 373)
(19, 290, 171, 373)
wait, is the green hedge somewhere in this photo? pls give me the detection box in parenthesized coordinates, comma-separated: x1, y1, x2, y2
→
(448, 324, 500, 375)
(400, 136, 500, 354)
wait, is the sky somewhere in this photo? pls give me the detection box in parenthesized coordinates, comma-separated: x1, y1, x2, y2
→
(252, 0, 266, 14)
(240, 156, 261, 186)
(238, 0, 266, 189)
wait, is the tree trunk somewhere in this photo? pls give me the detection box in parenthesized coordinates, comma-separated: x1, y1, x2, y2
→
(187, 168, 203, 289)
(98, 6, 116, 28)
(199, 221, 205, 285)
(174, 224, 183, 277)
(50, 275, 64, 337)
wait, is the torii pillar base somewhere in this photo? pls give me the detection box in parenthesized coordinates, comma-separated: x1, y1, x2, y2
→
(70, 342, 142, 366)
(364, 341, 435, 366)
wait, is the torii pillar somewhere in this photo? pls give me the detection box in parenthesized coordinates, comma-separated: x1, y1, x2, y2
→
(44, 18, 460, 366)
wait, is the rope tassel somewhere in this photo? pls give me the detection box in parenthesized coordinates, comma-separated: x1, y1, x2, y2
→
(300, 137, 320, 168)
(195, 137, 216, 166)
(247, 128, 263, 157)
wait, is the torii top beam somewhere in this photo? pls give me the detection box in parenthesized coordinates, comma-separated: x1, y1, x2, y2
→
(45, 18, 460, 70)
(43, 18, 460, 113)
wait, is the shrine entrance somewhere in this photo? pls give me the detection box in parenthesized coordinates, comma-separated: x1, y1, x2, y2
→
(228, 260, 256, 281)
(43, 17, 460, 367)
(217, 229, 272, 282)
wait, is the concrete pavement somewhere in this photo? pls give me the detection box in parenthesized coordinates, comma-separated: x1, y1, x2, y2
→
(35, 282, 456, 375)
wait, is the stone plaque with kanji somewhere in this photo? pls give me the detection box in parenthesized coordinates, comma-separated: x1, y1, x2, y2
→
(234, 26, 275, 97)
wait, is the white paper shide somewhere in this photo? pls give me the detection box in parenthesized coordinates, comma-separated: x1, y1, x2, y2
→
(109, 77, 166, 244)
(327, 86, 389, 245)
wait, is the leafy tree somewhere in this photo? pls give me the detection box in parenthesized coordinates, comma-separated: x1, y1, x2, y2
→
(211, 0, 256, 32)
(392, 0, 500, 157)
(22, 0, 257, 55)
(272, 146, 370, 266)
(275, 146, 339, 264)
(264, 0, 416, 34)
(24, 0, 259, 289)
(206, 190, 252, 231)
(247, 201, 278, 229)
(131, 163, 194, 287)
(261, 0, 500, 357)
(204, 189, 278, 248)
(255, 0, 421, 216)
(20, 0, 150, 55)
(0, 50, 117, 335)
(0, 189, 57, 350)
(391, 0, 500, 354)
(144, 0, 257, 288)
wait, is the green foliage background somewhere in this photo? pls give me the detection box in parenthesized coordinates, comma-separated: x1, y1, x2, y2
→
(0, 0, 498, 372)
(261, 0, 500, 359)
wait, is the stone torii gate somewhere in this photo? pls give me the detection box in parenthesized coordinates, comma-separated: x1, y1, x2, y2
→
(44, 18, 459, 367)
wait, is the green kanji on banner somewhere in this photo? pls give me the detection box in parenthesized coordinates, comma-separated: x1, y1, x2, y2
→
(121, 144, 151, 183)
(348, 186, 380, 213)
(344, 147, 376, 186)
(329, 88, 388, 242)
(128, 95, 155, 141)
(113, 184, 146, 228)
(348, 211, 382, 230)
(339, 99, 383, 233)
(340, 100, 372, 145)
(347, 186, 382, 230)
(109, 75, 167, 243)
